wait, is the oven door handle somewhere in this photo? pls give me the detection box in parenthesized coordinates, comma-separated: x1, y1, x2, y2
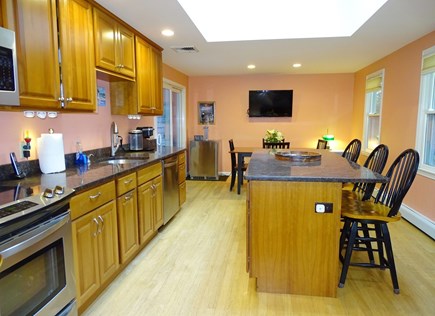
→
(0, 212, 70, 262)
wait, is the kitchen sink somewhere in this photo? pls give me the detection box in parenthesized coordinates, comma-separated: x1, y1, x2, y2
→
(97, 158, 146, 165)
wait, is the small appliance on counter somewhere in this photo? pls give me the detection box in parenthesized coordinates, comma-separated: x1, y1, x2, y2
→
(129, 129, 144, 151)
(137, 126, 157, 151)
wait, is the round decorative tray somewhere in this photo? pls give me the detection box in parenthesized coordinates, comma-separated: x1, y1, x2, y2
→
(274, 151, 321, 162)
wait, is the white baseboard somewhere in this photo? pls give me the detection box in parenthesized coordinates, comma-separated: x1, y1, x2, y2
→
(400, 203, 435, 240)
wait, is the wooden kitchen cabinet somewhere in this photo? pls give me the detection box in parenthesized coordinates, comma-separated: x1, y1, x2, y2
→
(71, 181, 119, 309)
(116, 172, 139, 264)
(178, 151, 187, 206)
(10, 0, 96, 110)
(93, 8, 135, 79)
(135, 36, 163, 115)
(137, 162, 163, 245)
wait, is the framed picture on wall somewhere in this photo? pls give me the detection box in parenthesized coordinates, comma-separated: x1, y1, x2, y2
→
(198, 101, 215, 125)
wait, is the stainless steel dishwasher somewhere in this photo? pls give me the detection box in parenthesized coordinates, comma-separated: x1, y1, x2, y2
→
(162, 155, 180, 224)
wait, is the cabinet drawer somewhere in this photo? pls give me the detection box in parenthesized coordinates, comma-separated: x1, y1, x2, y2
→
(137, 162, 162, 185)
(178, 151, 186, 165)
(178, 162, 186, 184)
(70, 181, 116, 220)
(116, 172, 137, 196)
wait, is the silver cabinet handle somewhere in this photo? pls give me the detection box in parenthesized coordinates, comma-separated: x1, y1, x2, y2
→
(98, 215, 104, 233)
(124, 192, 133, 200)
(93, 218, 99, 237)
(89, 192, 102, 200)
(123, 179, 133, 185)
(66, 97, 73, 102)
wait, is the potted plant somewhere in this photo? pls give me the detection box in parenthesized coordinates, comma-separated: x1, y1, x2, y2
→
(264, 129, 284, 142)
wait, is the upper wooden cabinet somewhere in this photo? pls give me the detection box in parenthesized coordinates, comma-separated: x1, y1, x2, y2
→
(12, 0, 96, 111)
(136, 36, 163, 115)
(93, 8, 135, 79)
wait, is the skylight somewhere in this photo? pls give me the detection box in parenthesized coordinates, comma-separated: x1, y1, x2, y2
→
(177, 0, 389, 42)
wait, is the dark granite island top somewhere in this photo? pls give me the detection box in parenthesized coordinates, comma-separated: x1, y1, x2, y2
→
(245, 148, 387, 298)
(245, 148, 387, 183)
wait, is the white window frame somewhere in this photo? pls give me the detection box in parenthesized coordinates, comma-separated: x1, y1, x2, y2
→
(416, 46, 435, 180)
(362, 69, 385, 153)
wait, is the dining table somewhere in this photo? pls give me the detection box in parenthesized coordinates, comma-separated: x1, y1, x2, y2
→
(229, 147, 262, 194)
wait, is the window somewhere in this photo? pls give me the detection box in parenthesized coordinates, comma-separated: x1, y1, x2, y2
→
(416, 46, 435, 179)
(363, 70, 384, 152)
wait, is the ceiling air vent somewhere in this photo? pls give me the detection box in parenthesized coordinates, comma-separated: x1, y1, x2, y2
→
(171, 46, 199, 53)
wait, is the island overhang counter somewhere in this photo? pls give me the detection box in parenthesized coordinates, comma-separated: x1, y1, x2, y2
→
(244, 149, 387, 298)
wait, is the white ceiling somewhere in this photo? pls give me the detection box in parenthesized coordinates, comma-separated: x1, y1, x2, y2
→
(96, 0, 435, 76)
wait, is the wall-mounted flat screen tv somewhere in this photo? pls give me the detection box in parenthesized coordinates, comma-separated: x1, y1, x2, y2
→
(248, 90, 293, 117)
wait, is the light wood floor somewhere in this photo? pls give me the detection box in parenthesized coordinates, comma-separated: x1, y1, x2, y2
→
(83, 179, 435, 315)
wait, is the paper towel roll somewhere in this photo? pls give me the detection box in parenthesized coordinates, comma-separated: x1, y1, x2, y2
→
(37, 133, 66, 174)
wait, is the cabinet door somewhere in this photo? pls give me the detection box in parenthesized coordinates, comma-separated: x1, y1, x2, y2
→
(93, 8, 117, 73)
(117, 24, 135, 78)
(137, 181, 154, 245)
(117, 189, 139, 263)
(96, 201, 119, 285)
(179, 181, 186, 206)
(149, 44, 163, 115)
(136, 36, 163, 115)
(58, 0, 96, 111)
(14, 0, 61, 108)
(153, 175, 164, 229)
(72, 210, 100, 307)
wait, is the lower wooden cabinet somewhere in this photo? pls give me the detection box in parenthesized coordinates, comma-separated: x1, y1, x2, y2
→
(137, 175, 162, 245)
(178, 151, 187, 206)
(72, 199, 119, 308)
(137, 163, 163, 246)
(117, 188, 139, 263)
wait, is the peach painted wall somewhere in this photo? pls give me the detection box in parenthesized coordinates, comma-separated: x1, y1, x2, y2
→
(352, 31, 435, 221)
(188, 74, 355, 173)
(0, 78, 154, 166)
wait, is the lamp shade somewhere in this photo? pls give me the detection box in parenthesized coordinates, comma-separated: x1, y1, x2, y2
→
(322, 134, 335, 141)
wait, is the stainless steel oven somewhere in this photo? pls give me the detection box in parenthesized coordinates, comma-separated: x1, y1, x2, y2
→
(0, 185, 76, 316)
(0, 26, 19, 106)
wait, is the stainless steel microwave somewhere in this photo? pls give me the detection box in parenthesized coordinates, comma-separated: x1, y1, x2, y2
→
(0, 26, 19, 106)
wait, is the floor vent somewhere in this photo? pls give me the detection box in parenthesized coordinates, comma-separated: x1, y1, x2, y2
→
(171, 46, 199, 53)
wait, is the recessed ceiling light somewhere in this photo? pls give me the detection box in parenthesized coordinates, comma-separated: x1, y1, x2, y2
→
(293, 63, 302, 68)
(177, 0, 388, 42)
(161, 29, 174, 37)
(247, 64, 256, 69)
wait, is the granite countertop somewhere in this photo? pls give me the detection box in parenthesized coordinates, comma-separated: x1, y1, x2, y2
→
(245, 148, 387, 183)
(0, 146, 186, 195)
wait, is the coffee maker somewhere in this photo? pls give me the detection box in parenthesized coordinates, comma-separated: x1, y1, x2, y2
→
(137, 126, 157, 151)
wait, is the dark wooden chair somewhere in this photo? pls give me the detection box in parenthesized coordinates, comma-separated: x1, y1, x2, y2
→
(262, 139, 290, 149)
(342, 139, 361, 163)
(339, 148, 419, 294)
(342, 144, 389, 201)
(229, 139, 248, 192)
(316, 139, 328, 149)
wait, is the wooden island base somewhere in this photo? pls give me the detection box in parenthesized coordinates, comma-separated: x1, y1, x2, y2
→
(247, 181, 342, 297)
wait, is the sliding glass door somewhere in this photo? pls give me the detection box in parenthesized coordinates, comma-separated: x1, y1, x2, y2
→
(155, 80, 186, 148)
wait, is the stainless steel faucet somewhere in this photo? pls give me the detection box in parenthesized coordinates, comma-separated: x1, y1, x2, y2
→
(111, 121, 121, 156)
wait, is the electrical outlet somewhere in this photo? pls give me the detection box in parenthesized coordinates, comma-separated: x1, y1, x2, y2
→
(315, 202, 333, 213)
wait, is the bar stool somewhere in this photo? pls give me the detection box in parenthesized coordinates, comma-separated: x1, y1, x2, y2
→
(339, 149, 419, 294)
(342, 139, 361, 163)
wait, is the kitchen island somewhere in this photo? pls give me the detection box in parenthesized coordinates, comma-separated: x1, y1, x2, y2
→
(245, 149, 386, 297)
